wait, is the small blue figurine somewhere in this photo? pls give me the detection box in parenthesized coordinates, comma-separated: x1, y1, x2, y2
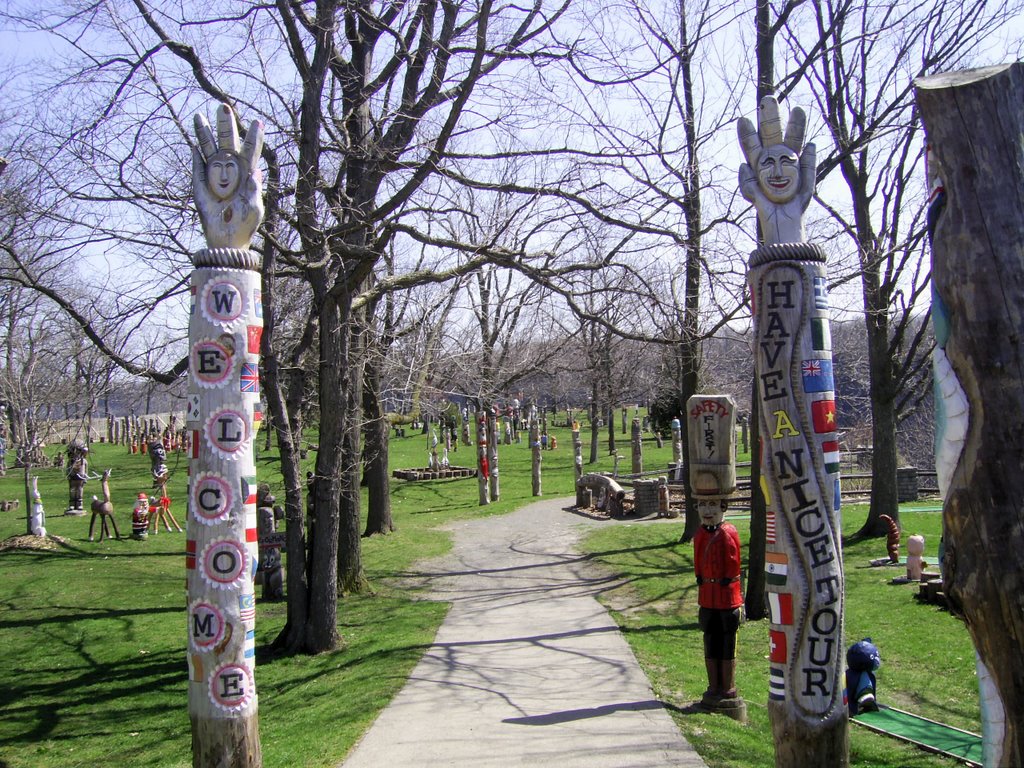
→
(846, 638, 881, 714)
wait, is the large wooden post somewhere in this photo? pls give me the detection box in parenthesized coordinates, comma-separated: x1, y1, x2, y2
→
(475, 410, 490, 506)
(670, 417, 683, 479)
(185, 103, 264, 767)
(630, 418, 643, 475)
(740, 95, 847, 766)
(530, 418, 542, 496)
(186, 253, 263, 765)
(750, 246, 846, 765)
(486, 407, 500, 501)
(572, 421, 583, 481)
(917, 63, 1024, 766)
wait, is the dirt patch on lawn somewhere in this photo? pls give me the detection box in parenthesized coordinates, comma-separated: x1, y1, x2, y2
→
(0, 534, 71, 553)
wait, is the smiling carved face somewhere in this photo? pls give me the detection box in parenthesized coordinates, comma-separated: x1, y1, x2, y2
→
(207, 150, 242, 201)
(698, 499, 726, 527)
(758, 145, 800, 204)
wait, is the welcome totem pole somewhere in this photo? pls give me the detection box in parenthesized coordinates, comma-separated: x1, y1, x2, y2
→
(742, 96, 847, 765)
(186, 103, 264, 767)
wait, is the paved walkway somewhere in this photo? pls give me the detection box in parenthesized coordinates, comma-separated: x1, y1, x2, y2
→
(340, 497, 707, 768)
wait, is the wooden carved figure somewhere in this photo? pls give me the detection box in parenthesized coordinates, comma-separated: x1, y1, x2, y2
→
(131, 493, 150, 540)
(255, 484, 284, 601)
(186, 102, 264, 765)
(906, 535, 925, 581)
(476, 410, 490, 505)
(29, 476, 45, 537)
(148, 440, 183, 533)
(89, 468, 121, 541)
(670, 417, 683, 480)
(743, 95, 847, 766)
(64, 439, 89, 516)
(687, 395, 743, 718)
(487, 406, 500, 501)
(694, 498, 743, 708)
(878, 514, 900, 563)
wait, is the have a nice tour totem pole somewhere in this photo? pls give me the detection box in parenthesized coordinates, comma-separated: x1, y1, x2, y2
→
(742, 96, 847, 766)
(186, 104, 265, 767)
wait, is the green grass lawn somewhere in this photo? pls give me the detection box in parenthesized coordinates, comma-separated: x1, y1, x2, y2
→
(0, 419, 978, 768)
(579, 502, 977, 768)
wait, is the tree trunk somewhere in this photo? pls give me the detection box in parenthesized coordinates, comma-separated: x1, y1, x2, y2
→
(338, 307, 367, 594)
(263, 285, 310, 654)
(855, 267, 900, 537)
(917, 62, 1024, 767)
(606, 404, 616, 455)
(746, 378, 767, 620)
(307, 293, 343, 653)
(588, 391, 599, 464)
(630, 418, 643, 475)
(362, 345, 394, 537)
(531, 419, 542, 496)
(678, 357, 700, 544)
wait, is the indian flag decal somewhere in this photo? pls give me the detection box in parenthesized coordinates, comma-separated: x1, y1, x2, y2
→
(766, 551, 789, 586)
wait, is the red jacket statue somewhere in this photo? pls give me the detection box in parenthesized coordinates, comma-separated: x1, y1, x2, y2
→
(694, 522, 743, 610)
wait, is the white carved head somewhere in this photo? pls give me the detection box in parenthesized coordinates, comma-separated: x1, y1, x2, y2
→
(698, 498, 727, 527)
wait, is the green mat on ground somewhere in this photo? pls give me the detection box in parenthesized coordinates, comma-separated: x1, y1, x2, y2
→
(853, 705, 982, 766)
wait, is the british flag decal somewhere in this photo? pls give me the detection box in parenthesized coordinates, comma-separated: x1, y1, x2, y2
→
(240, 362, 259, 394)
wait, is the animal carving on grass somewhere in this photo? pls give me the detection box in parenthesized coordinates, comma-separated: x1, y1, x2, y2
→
(89, 469, 121, 541)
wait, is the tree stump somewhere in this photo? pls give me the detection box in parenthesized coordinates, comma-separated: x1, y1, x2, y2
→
(916, 62, 1024, 767)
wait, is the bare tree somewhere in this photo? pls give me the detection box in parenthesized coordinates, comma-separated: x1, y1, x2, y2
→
(789, 0, 1021, 536)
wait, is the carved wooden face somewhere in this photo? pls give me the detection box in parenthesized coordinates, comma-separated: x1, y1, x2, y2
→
(207, 150, 242, 201)
(758, 144, 800, 203)
(698, 499, 726, 527)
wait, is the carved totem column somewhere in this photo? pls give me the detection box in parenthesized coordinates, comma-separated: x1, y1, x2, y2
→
(917, 63, 1024, 767)
(476, 410, 490, 505)
(740, 96, 847, 766)
(185, 104, 264, 767)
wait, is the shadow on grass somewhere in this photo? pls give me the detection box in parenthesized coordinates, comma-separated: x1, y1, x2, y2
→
(0, 604, 180, 631)
(0, 649, 184, 746)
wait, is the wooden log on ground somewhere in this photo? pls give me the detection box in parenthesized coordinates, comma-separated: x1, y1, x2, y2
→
(577, 473, 625, 514)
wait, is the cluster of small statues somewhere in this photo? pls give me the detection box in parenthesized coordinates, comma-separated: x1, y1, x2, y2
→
(59, 438, 182, 540)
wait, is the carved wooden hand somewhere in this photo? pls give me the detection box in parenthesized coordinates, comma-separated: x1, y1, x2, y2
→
(737, 96, 816, 245)
(192, 104, 264, 249)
